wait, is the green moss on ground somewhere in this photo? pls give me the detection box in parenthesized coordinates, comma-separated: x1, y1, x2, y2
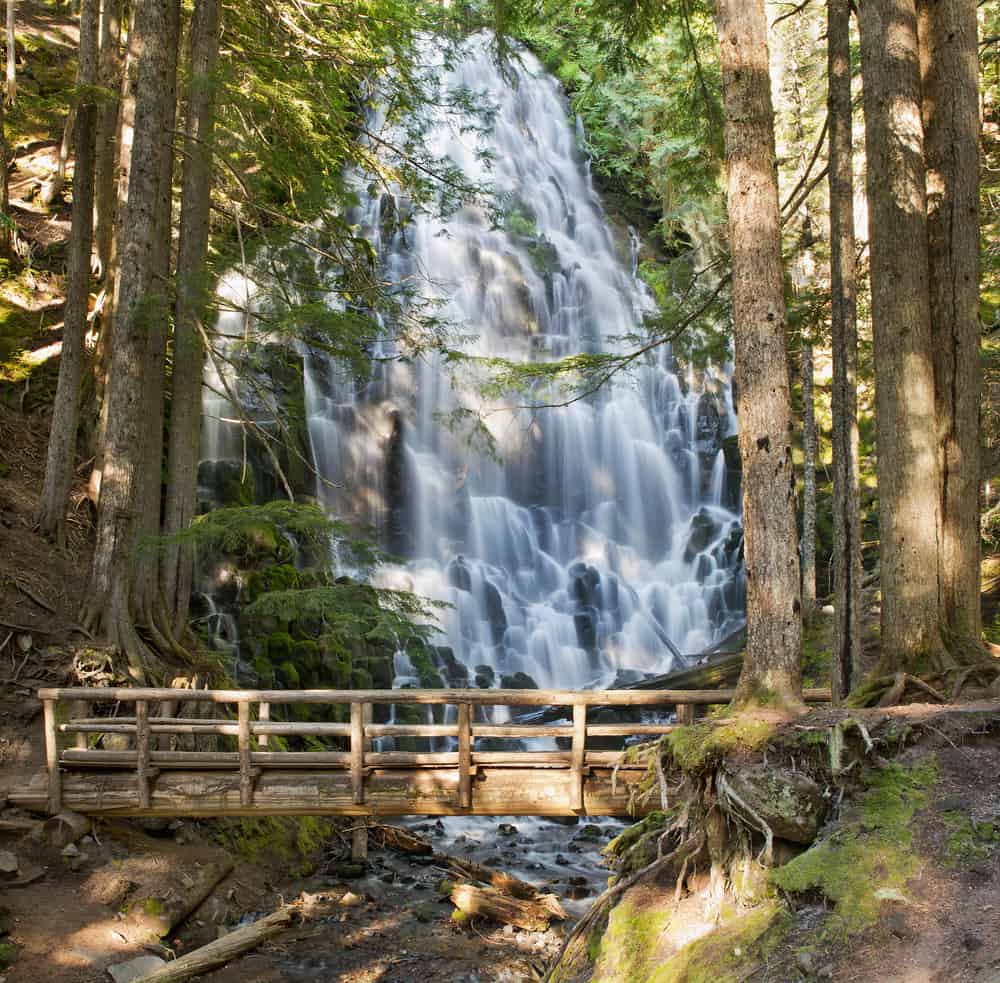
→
(660, 717, 775, 774)
(213, 816, 336, 877)
(770, 758, 937, 939)
(588, 897, 787, 983)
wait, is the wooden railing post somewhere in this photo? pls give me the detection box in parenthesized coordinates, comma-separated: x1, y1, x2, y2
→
(257, 701, 270, 749)
(70, 700, 89, 750)
(677, 703, 695, 725)
(135, 700, 151, 809)
(238, 700, 253, 807)
(43, 698, 61, 815)
(350, 701, 365, 806)
(457, 702, 472, 810)
(570, 702, 586, 812)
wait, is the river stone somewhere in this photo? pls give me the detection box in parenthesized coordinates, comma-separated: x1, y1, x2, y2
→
(721, 764, 826, 844)
(107, 956, 167, 983)
(0, 850, 17, 877)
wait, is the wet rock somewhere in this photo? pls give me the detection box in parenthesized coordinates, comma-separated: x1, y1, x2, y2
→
(498, 823, 519, 837)
(107, 956, 167, 983)
(573, 608, 598, 653)
(331, 862, 365, 879)
(501, 672, 538, 690)
(574, 824, 602, 841)
(475, 665, 495, 689)
(483, 579, 508, 647)
(568, 562, 600, 608)
(720, 764, 826, 843)
(684, 508, 723, 563)
(447, 556, 472, 593)
(695, 392, 723, 455)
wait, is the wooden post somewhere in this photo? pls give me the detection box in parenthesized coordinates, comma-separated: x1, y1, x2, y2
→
(570, 702, 586, 812)
(257, 702, 269, 749)
(238, 700, 253, 807)
(43, 698, 62, 815)
(350, 701, 364, 805)
(351, 824, 368, 863)
(677, 704, 696, 725)
(136, 700, 151, 809)
(457, 702, 472, 810)
(70, 700, 89, 750)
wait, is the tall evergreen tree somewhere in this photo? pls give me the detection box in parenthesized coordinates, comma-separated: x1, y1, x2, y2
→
(858, 0, 943, 672)
(38, 0, 100, 545)
(715, 0, 803, 709)
(163, 0, 222, 633)
(919, 0, 983, 645)
(827, 0, 862, 700)
(83, 0, 179, 676)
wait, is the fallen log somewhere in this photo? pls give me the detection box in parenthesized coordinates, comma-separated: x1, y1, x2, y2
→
(42, 810, 91, 847)
(132, 906, 296, 983)
(123, 855, 235, 943)
(377, 825, 433, 855)
(450, 883, 566, 932)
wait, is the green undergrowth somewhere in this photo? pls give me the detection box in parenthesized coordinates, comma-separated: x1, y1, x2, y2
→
(659, 717, 776, 774)
(212, 816, 337, 877)
(770, 757, 937, 939)
(942, 810, 999, 867)
(587, 896, 787, 983)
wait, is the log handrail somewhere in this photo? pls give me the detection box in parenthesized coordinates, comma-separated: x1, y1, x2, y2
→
(38, 686, 832, 820)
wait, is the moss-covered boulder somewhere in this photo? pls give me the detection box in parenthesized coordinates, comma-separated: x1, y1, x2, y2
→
(719, 764, 826, 844)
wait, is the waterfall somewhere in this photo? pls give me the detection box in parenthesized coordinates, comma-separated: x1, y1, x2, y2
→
(296, 35, 745, 690)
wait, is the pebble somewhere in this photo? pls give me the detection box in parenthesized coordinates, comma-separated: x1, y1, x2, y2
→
(0, 851, 18, 877)
(61, 843, 80, 858)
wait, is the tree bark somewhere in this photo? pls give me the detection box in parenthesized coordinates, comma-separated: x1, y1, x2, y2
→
(41, 107, 75, 208)
(162, 0, 221, 633)
(93, 0, 123, 281)
(37, 0, 99, 545)
(84, 0, 175, 677)
(800, 338, 817, 621)
(918, 0, 982, 645)
(6, 0, 15, 105)
(715, 0, 803, 709)
(858, 0, 944, 671)
(828, 0, 863, 701)
(131, 0, 179, 646)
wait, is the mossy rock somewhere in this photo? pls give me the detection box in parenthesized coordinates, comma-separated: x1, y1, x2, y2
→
(294, 639, 321, 671)
(350, 667, 374, 690)
(719, 764, 826, 843)
(278, 661, 300, 686)
(320, 645, 353, 688)
(660, 717, 776, 774)
(267, 632, 295, 663)
(770, 758, 937, 939)
(501, 671, 538, 689)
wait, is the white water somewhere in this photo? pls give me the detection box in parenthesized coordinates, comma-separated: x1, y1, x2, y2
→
(300, 36, 744, 690)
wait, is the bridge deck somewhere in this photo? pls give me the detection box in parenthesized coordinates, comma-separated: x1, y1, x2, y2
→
(12, 686, 830, 819)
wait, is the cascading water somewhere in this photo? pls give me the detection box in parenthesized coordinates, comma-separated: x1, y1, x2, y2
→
(303, 35, 745, 692)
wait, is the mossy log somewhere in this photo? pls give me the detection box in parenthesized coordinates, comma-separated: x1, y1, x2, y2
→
(450, 883, 567, 931)
(123, 855, 235, 942)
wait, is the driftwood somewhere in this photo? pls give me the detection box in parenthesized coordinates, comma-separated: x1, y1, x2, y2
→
(377, 825, 432, 855)
(450, 883, 567, 932)
(123, 855, 235, 943)
(132, 906, 296, 983)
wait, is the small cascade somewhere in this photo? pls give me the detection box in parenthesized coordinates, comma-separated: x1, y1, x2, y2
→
(291, 34, 745, 691)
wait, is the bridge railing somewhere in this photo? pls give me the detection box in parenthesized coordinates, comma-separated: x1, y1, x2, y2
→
(38, 686, 830, 816)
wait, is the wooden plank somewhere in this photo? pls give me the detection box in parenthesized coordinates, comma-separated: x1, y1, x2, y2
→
(258, 702, 269, 749)
(43, 699, 61, 815)
(135, 700, 151, 809)
(9, 766, 646, 817)
(457, 703, 472, 810)
(352, 825, 368, 862)
(38, 686, 832, 707)
(676, 704, 696, 725)
(569, 702, 586, 812)
(350, 702, 364, 805)
(585, 723, 685, 737)
(364, 724, 456, 738)
(238, 701, 253, 807)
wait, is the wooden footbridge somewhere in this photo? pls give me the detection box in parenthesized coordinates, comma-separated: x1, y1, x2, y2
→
(14, 686, 829, 822)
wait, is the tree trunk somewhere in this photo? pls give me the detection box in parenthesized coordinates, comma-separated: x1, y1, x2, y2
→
(93, 0, 123, 281)
(827, 0, 863, 701)
(858, 0, 943, 672)
(162, 0, 221, 633)
(0, 68, 9, 260)
(6, 0, 15, 105)
(41, 107, 75, 208)
(83, 0, 175, 677)
(88, 22, 136, 505)
(800, 339, 817, 621)
(131, 0, 179, 647)
(715, 0, 803, 710)
(918, 0, 983, 645)
(37, 0, 100, 545)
